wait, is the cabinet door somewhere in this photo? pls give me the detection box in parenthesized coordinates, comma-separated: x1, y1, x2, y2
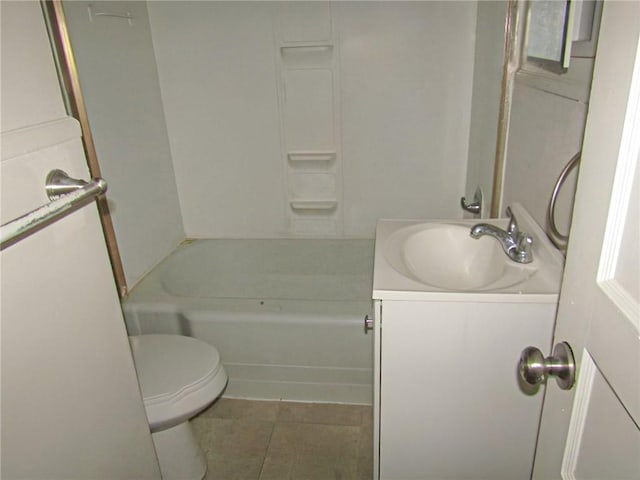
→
(379, 300, 554, 480)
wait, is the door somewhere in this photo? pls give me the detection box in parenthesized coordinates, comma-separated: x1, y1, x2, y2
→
(532, 2, 640, 478)
(0, 2, 160, 478)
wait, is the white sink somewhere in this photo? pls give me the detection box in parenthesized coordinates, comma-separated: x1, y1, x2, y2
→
(401, 224, 504, 289)
(384, 223, 537, 291)
(374, 203, 564, 298)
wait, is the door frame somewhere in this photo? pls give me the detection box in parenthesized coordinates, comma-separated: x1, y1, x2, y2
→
(41, 0, 128, 297)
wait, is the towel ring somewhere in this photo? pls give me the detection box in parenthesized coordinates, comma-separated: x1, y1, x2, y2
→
(547, 152, 581, 251)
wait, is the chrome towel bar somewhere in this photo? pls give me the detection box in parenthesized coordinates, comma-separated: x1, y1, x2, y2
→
(0, 170, 107, 251)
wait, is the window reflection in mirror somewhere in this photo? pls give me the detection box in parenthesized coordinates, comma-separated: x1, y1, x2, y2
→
(526, 1, 570, 67)
(524, 0, 598, 73)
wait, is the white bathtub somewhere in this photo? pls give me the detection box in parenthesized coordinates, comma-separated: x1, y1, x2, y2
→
(123, 239, 374, 404)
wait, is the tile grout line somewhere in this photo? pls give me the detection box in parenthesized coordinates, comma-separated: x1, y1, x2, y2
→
(256, 421, 276, 480)
(257, 400, 283, 480)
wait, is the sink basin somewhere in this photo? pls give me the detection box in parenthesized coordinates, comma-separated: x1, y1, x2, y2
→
(373, 203, 564, 298)
(402, 224, 505, 290)
(383, 222, 538, 292)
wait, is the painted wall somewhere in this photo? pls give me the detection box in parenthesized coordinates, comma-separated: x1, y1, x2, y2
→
(336, 2, 476, 234)
(502, 80, 586, 231)
(497, 2, 602, 234)
(148, 2, 477, 238)
(0, 1, 66, 132)
(501, 58, 594, 234)
(63, 0, 185, 288)
(0, 2, 160, 477)
(464, 1, 508, 218)
(148, 2, 285, 238)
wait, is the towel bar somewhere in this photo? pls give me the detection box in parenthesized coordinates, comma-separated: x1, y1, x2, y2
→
(0, 170, 107, 251)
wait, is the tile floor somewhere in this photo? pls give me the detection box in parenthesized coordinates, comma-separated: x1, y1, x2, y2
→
(191, 398, 373, 480)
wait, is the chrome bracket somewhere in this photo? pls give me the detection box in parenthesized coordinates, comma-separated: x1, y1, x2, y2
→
(45, 169, 90, 200)
(460, 187, 482, 216)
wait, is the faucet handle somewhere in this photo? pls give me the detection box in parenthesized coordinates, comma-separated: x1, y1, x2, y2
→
(515, 233, 534, 263)
(506, 206, 519, 237)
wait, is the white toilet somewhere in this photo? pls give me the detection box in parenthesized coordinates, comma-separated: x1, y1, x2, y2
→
(129, 334, 228, 480)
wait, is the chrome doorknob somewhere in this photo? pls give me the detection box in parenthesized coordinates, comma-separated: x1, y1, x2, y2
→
(518, 342, 576, 390)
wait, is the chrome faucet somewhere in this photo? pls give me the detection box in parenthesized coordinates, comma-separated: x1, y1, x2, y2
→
(469, 207, 533, 263)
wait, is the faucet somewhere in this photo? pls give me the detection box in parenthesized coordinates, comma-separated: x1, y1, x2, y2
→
(469, 207, 533, 263)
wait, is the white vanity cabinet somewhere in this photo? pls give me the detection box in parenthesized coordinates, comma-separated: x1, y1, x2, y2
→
(371, 205, 564, 480)
(373, 298, 557, 480)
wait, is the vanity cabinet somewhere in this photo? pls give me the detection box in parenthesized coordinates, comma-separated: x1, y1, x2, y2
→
(373, 298, 557, 480)
(371, 205, 565, 479)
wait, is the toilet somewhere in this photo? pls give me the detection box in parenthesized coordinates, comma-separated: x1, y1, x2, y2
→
(129, 334, 228, 480)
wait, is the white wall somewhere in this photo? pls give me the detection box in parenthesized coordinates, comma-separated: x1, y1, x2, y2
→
(0, 2, 160, 477)
(501, 56, 594, 233)
(502, 80, 586, 230)
(0, 1, 66, 132)
(497, 2, 602, 233)
(62, 0, 184, 288)
(148, 2, 286, 238)
(336, 2, 476, 234)
(148, 1, 477, 238)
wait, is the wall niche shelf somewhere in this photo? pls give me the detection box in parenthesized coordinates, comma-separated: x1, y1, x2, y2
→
(288, 151, 336, 163)
(276, 4, 342, 235)
(287, 151, 336, 171)
(289, 200, 338, 211)
(281, 45, 333, 68)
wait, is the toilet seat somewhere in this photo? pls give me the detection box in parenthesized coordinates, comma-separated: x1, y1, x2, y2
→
(129, 334, 227, 432)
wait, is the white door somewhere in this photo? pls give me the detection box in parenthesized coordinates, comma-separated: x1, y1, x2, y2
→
(532, 2, 640, 478)
(1, 3, 160, 478)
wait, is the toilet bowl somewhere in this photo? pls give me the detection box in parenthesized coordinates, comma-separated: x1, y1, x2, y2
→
(129, 334, 227, 480)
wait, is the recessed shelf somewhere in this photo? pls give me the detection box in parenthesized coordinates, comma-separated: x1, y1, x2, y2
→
(281, 45, 333, 53)
(281, 45, 333, 68)
(289, 200, 338, 211)
(288, 151, 336, 164)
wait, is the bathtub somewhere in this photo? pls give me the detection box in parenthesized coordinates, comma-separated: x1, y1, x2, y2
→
(123, 239, 374, 405)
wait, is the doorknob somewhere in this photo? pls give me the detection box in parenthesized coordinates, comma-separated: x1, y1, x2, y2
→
(518, 342, 576, 390)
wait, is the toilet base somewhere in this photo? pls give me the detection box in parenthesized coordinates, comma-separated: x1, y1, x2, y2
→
(151, 421, 207, 480)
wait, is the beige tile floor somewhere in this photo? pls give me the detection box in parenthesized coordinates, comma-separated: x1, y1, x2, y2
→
(191, 398, 373, 480)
